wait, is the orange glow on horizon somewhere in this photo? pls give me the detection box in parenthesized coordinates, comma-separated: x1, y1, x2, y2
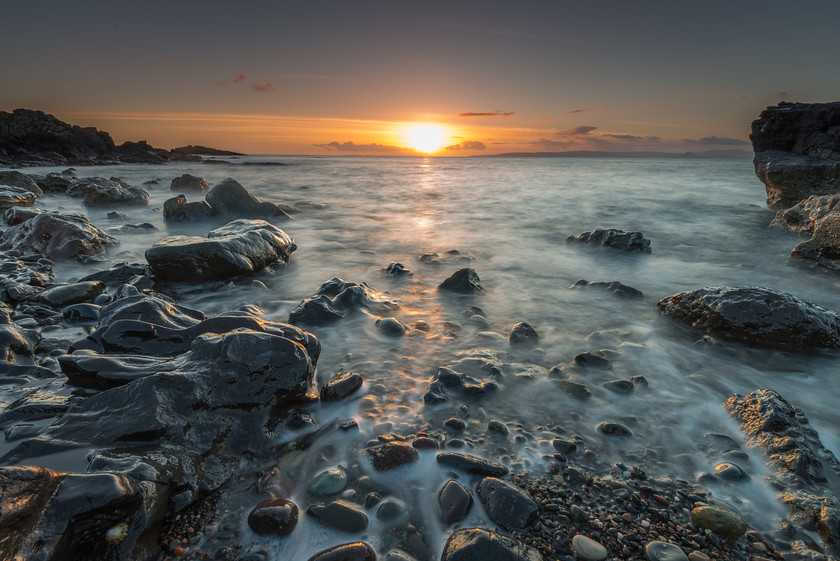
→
(401, 123, 451, 153)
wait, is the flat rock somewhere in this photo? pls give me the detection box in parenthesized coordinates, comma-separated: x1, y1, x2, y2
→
(569, 279, 643, 299)
(366, 442, 418, 470)
(0, 171, 42, 194)
(566, 228, 651, 253)
(145, 219, 296, 282)
(320, 371, 363, 402)
(37, 281, 104, 307)
(476, 477, 538, 530)
(441, 528, 544, 561)
(436, 453, 509, 477)
(0, 212, 119, 259)
(658, 286, 840, 351)
(307, 501, 368, 532)
(571, 535, 608, 560)
(66, 176, 150, 206)
(0, 185, 37, 209)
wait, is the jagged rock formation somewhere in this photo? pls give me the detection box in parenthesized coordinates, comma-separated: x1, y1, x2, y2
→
(751, 102, 840, 209)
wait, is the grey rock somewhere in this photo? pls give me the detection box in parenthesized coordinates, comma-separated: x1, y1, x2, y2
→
(441, 528, 544, 561)
(436, 453, 509, 477)
(384, 262, 411, 276)
(509, 322, 539, 346)
(320, 371, 363, 402)
(476, 477, 538, 530)
(571, 535, 607, 560)
(569, 279, 643, 299)
(566, 228, 651, 253)
(714, 462, 748, 481)
(791, 212, 840, 271)
(289, 278, 397, 326)
(163, 194, 214, 222)
(206, 178, 290, 220)
(772, 194, 840, 234)
(66, 176, 150, 206)
(658, 286, 840, 352)
(309, 468, 347, 495)
(439, 479, 473, 524)
(306, 501, 368, 532)
(597, 421, 632, 437)
(376, 499, 406, 522)
(602, 380, 634, 394)
(62, 303, 101, 325)
(645, 540, 689, 561)
(438, 268, 483, 293)
(0, 212, 118, 259)
(375, 317, 409, 336)
(0, 185, 37, 209)
(37, 281, 105, 307)
(689, 506, 747, 539)
(0, 171, 42, 194)
(366, 442, 418, 470)
(307, 542, 376, 561)
(170, 173, 209, 192)
(553, 380, 591, 400)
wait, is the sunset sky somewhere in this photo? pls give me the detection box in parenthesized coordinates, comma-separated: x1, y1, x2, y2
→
(3, 0, 839, 155)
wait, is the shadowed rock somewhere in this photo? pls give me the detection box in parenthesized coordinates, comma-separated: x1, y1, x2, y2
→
(66, 176, 150, 206)
(0, 186, 37, 210)
(438, 268, 483, 293)
(206, 178, 290, 220)
(163, 194, 214, 222)
(441, 528, 544, 561)
(566, 228, 651, 253)
(0, 212, 119, 259)
(289, 278, 398, 326)
(476, 477, 538, 530)
(569, 279, 643, 299)
(170, 173, 209, 192)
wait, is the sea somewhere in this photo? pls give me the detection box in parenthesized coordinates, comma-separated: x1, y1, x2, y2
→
(6, 155, 840, 559)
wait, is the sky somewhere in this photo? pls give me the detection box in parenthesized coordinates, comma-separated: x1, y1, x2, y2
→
(3, 0, 839, 155)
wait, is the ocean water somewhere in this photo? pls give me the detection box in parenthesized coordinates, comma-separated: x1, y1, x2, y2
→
(9, 155, 840, 558)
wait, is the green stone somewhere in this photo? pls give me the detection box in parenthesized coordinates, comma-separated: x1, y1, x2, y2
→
(308, 468, 347, 495)
(689, 505, 747, 539)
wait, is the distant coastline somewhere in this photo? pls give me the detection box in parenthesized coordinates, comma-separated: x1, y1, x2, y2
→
(484, 149, 752, 159)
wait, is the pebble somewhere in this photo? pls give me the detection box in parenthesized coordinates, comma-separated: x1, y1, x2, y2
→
(713, 462, 748, 481)
(247, 498, 299, 536)
(571, 534, 607, 561)
(306, 542, 376, 561)
(688, 552, 711, 561)
(438, 480, 473, 524)
(690, 505, 747, 539)
(645, 541, 689, 561)
(308, 468, 347, 495)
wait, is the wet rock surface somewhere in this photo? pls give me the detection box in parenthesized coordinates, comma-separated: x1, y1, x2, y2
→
(365, 442, 419, 470)
(171, 173, 209, 192)
(569, 279, 644, 299)
(441, 528, 543, 561)
(438, 268, 483, 293)
(247, 498, 298, 536)
(566, 228, 652, 253)
(206, 178, 290, 220)
(307, 542, 377, 561)
(772, 193, 840, 234)
(66, 176, 150, 206)
(0, 211, 119, 259)
(439, 479, 473, 524)
(657, 285, 840, 351)
(163, 194, 214, 222)
(145, 219, 296, 281)
(750, 101, 840, 209)
(289, 278, 398, 326)
(476, 477, 538, 530)
(320, 371, 363, 402)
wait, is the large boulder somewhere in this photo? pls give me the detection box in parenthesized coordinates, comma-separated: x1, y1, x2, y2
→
(170, 173, 209, 192)
(145, 219, 296, 281)
(0, 186, 36, 210)
(750, 101, 840, 209)
(0, 171, 42, 194)
(162, 194, 214, 222)
(66, 176, 150, 206)
(206, 178, 290, 220)
(657, 286, 840, 351)
(0, 212, 119, 259)
(0, 252, 54, 303)
(725, 389, 840, 557)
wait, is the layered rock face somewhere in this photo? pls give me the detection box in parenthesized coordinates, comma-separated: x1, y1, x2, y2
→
(751, 102, 840, 209)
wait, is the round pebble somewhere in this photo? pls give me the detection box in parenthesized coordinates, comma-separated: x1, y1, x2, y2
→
(247, 498, 299, 536)
(645, 541, 689, 561)
(571, 534, 607, 561)
(309, 468, 347, 495)
(690, 505, 747, 539)
(713, 462, 748, 481)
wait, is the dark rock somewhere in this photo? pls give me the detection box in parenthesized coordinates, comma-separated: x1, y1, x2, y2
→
(412, 437, 438, 449)
(790, 212, 840, 270)
(375, 499, 405, 522)
(657, 286, 840, 352)
(4, 206, 42, 225)
(488, 420, 509, 435)
(602, 380, 634, 394)
(509, 322, 539, 346)
(145, 219, 296, 282)
(31, 169, 77, 192)
(569, 279, 644, 299)
(289, 278, 397, 326)
(552, 438, 577, 454)
(0, 186, 37, 209)
(62, 303, 101, 325)
(307, 542, 376, 561)
(37, 281, 104, 307)
(58, 351, 179, 389)
(109, 223, 156, 234)
(424, 350, 502, 404)
(307, 501, 368, 532)
(689, 506, 747, 539)
(386, 550, 417, 561)
(163, 194, 214, 222)
(0, 212, 118, 259)
(438, 268, 483, 293)
(66, 176, 150, 206)
(573, 352, 611, 368)
(441, 528, 544, 561)
(445, 418, 466, 431)
(170, 173, 209, 192)
(566, 228, 652, 253)
(436, 453, 509, 477)
(0, 171, 42, 194)
(476, 477, 538, 530)
(772, 194, 840, 234)
(375, 317, 409, 336)
(206, 178, 290, 220)
(320, 371, 363, 402)
(714, 462, 748, 481)
(750, 101, 840, 209)
(247, 498, 298, 536)
(366, 442, 419, 470)
(553, 380, 591, 400)
(384, 262, 412, 276)
(597, 421, 632, 437)
(80, 263, 150, 287)
(439, 480, 473, 524)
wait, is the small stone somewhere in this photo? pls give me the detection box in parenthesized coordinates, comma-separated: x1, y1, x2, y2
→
(488, 420, 509, 435)
(366, 442, 419, 470)
(306, 542, 376, 561)
(445, 418, 466, 431)
(247, 498, 299, 536)
(645, 541, 689, 561)
(376, 317, 409, 336)
(569, 504, 588, 522)
(376, 499, 406, 522)
(320, 371, 364, 402)
(597, 421, 632, 436)
(621, 513, 633, 523)
(412, 437, 438, 449)
(476, 477, 538, 530)
(571, 534, 607, 561)
(309, 468, 347, 495)
(509, 322, 539, 346)
(689, 505, 747, 539)
(307, 501, 368, 532)
(714, 462, 748, 481)
(688, 552, 711, 561)
(439, 480, 473, 524)
(552, 438, 577, 454)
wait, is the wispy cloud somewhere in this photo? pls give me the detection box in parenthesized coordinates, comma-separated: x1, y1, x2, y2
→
(568, 107, 608, 114)
(456, 110, 516, 119)
(445, 141, 486, 151)
(683, 135, 749, 146)
(314, 141, 418, 155)
(252, 82, 279, 93)
(559, 125, 597, 136)
(603, 133, 659, 142)
(233, 74, 246, 84)
(775, 91, 790, 99)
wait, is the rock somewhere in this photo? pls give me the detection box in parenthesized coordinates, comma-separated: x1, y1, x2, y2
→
(309, 468, 347, 495)
(58, 351, 178, 389)
(571, 535, 608, 560)
(4, 206, 42, 225)
(386, 551, 417, 561)
(37, 281, 105, 307)
(307, 501, 368, 532)
(750, 101, 840, 209)
(163, 194, 214, 222)
(384, 262, 412, 276)
(307, 542, 376, 561)
(62, 303, 101, 325)
(366, 442, 419, 470)
(597, 421, 632, 436)
(509, 322, 539, 346)
(0, 212, 119, 259)
(66, 176, 150, 206)
(714, 462, 748, 480)
(553, 380, 591, 400)
(247, 498, 299, 536)
(657, 286, 840, 351)
(438, 268, 483, 293)
(573, 352, 611, 369)
(790, 212, 840, 270)
(602, 380, 634, 394)
(145, 219, 296, 282)
(437, 453, 509, 477)
(441, 528, 544, 561)
(552, 438, 577, 454)
(31, 169, 77, 192)
(424, 350, 502, 403)
(80, 263, 150, 287)
(475, 477, 538, 530)
(170, 173, 209, 192)
(205, 178, 290, 220)
(566, 228, 652, 253)
(0, 171, 42, 194)
(689, 506, 747, 539)
(772, 194, 840, 234)
(488, 420, 508, 435)
(320, 371, 363, 402)
(376, 499, 406, 522)
(0, 185, 37, 209)
(569, 279, 643, 299)
(439, 480, 473, 524)
(375, 317, 409, 336)
(289, 278, 397, 326)
(725, 389, 840, 555)
(645, 540, 689, 561)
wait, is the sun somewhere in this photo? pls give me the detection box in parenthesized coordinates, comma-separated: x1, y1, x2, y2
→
(404, 123, 448, 153)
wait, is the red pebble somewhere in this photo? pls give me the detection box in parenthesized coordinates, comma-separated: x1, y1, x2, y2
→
(173, 546, 184, 556)
(652, 494, 668, 505)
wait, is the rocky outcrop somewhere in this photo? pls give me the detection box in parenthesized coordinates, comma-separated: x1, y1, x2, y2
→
(772, 194, 840, 234)
(170, 173, 209, 192)
(66, 176, 150, 206)
(424, 350, 502, 404)
(566, 228, 652, 253)
(145, 219, 296, 282)
(205, 178, 290, 220)
(0, 211, 119, 259)
(725, 389, 840, 558)
(790, 212, 840, 270)
(0, 186, 37, 210)
(657, 286, 840, 351)
(0, 170, 43, 194)
(163, 194, 214, 222)
(750, 102, 840, 209)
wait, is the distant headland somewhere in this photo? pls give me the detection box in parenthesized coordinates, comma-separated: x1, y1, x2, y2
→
(0, 109, 243, 167)
(486, 149, 752, 159)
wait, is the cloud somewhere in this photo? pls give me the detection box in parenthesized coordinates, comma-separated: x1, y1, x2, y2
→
(232, 74, 246, 84)
(252, 82, 279, 93)
(217, 81, 229, 87)
(457, 110, 516, 118)
(559, 125, 597, 136)
(683, 135, 749, 146)
(314, 141, 417, 155)
(444, 141, 486, 151)
(603, 133, 660, 142)
(775, 91, 790, 99)
(568, 107, 608, 114)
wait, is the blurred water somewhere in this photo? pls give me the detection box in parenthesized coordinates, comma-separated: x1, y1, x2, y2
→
(15, 155, 840, 558)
